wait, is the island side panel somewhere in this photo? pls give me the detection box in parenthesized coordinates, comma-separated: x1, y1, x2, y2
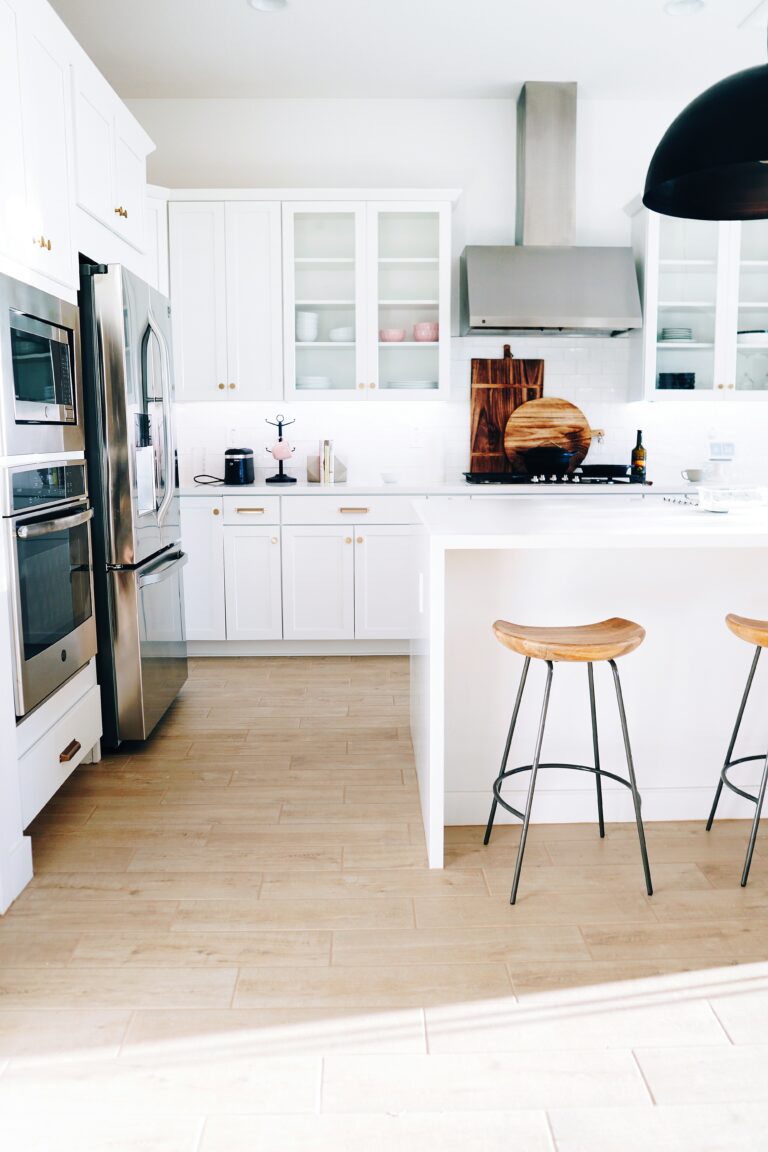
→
(410, 530, 446, 867)
(443, 545, 768, 826)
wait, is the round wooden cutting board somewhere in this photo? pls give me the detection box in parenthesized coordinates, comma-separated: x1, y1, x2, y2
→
(503, 397, 593, 473)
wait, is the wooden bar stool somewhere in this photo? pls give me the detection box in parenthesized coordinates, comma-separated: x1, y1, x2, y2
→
(706, 614, 768, 886)
(484, 617, 653, 904)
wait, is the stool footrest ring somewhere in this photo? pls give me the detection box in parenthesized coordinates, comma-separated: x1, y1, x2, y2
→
(719, 755, 767, 806)
(491, 762, 642, 821)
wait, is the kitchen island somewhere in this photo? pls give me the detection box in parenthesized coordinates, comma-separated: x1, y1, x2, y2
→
(410, 494, 768, 867)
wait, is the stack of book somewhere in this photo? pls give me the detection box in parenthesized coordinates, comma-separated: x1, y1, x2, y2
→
(320, 439, 335, 485)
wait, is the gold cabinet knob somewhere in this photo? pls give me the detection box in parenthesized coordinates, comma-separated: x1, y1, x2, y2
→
(717, 383, 724, 390)
(217, 383, 226, 391)
(212, 507, 220, 516)
(271, 536, 278, 544)
(228, 382, 236, 390)
(727, 383, 735, 390)
(369, 382, 376, 389)
(356, 536, 363, 544)
(345, 536, 352, 544)
(114, 206, 128, 218)
(358, 382, 365, 390)
(33, 236, 50, 249)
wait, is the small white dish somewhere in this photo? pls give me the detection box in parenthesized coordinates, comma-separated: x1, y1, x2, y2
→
(329, 326, 354, 342)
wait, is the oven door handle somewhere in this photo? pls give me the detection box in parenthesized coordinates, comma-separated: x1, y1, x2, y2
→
(138, 550, 187, 589)
(16, 507, 93, 539)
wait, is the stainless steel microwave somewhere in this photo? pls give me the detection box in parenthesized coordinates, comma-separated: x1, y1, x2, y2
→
(0, 272, 84, 456)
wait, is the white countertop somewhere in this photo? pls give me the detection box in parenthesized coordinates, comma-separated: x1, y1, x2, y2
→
(412, 494, 768, 548)
(179, 480, 685, 498)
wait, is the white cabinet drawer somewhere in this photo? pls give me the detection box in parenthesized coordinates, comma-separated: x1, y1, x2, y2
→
(281, 494, 417, 525)
(223, 495, 280, 525)
(19, 684, 102, 828)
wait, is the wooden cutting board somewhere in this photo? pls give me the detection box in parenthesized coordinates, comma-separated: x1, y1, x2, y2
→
(470, 345, 544, 474)
(503, 397, 593, 474)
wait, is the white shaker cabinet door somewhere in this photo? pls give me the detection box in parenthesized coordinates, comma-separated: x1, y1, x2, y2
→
(281, 526, 354, 640)
(225, 202, 282, 400)
(169, 202, 228, 402)
(224, 526, 283, 641)
(0, 0, 27, 266)
(18, 18, 76, 288)
(71, 64, 114, 228)
(113, 111, 147, 251)
(354, 526, 418, 639)
(179, 498, 226, 641)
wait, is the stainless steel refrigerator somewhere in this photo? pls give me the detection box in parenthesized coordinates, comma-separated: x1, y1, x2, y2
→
(79, 262, 188, 747)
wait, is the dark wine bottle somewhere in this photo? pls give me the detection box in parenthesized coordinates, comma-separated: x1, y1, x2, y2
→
(630, 429, 646, 484)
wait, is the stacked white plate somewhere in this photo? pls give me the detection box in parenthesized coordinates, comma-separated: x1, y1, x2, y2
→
(660, 327, 693, 341)
(738, 330, 768, 346)
(385, 380, 438, 390)
(296, 375, 331, 389)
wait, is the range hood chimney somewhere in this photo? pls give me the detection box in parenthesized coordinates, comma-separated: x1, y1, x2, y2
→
(460, 81, 642, 337)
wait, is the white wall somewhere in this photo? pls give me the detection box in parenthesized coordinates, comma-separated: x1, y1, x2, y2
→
(129, 94, 768, 486)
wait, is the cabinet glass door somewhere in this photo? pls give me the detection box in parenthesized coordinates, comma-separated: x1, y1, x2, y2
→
(372, 209, 443, 395)
(654, 216, 720, 396)
(734, 219, 768, 394)
(285, 205, 365, 396)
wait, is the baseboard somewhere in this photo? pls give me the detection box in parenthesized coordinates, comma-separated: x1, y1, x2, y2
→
(0, 834, 33, 915)
(445, 786, 760, 825)
(188, 640, 409, 657)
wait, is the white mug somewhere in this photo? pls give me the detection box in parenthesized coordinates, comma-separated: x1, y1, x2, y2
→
(681, 468, 703, 483)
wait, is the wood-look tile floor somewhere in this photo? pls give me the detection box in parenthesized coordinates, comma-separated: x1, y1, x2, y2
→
(3, 655, 768, 1149)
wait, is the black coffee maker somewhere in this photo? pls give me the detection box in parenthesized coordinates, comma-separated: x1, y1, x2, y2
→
(224, 448, 255, 485)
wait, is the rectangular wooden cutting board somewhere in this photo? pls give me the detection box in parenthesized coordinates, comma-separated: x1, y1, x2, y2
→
(469, 345, 545, 474)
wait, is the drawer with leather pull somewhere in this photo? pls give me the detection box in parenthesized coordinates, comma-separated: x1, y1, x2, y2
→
(223, 495, 280, 525)
(280, 495, 417, 525)
(19, 684, 102, 828)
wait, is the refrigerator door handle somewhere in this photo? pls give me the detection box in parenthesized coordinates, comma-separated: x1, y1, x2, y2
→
(148, 310, 175, 529)
(137, 550, 187, 589)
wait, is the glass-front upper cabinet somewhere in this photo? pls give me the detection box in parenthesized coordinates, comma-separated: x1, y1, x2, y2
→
(631, 200, 768, 401)
(282, 203, 366, 398)
(283, 200, 451, 401)
(366, 203, 451, 399)
(733, 219, 768, 395)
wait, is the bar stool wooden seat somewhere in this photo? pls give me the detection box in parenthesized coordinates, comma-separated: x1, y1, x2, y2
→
(485, 617, 653, 904)
(707, 613, 768, 886)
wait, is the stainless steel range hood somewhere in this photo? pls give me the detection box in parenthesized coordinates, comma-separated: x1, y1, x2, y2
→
(460, 82, 642, 337)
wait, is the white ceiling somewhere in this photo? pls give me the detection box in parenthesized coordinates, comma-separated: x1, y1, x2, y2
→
(49, 0, 768, 100)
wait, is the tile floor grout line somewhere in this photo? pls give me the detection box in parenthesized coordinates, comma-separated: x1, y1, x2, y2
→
(630, 1048, 658, 1105)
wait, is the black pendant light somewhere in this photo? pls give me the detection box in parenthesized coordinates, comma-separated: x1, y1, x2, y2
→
(643, 62, 768, 220)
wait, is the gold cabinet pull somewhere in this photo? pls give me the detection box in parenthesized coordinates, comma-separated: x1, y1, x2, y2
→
(33, 236, 51, 250)
(271, 536, 278, 544)
(358, 382, 365, 389)
(114, 206, 128, 218)
(345, 536, 352, 544)
(212, 507, 220, 516)
(727, 383, 735, 390)
(228, 382, 236, 390)
(339, 507, 369, 514)
(217, 383, 226, 391)
(236, 507, 265, 514)
(356, 536, 364, 543)
(59, 739, 82, 764)
(369, 382, 376, 389)
(717, 383, 724, 390)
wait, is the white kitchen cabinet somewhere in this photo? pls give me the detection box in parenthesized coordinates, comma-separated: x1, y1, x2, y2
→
(71, 65, 151, 252)
(170, 201, 282, 402)
(354, 526, 418, 640)
(0, 0, 28, 269)
(144, 191, 169, 295)
(17, 12, 76, 288)
(631, 202, 768, 401)
(224, 526, 283, 640)
(283, 200, 451, 401)
(179, 497, 226, 641)
(282, 525, 354, 640)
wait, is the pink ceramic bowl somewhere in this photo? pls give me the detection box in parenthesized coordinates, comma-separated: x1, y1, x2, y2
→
(379, 328, 406, 342)
(413, 322, 439, 342)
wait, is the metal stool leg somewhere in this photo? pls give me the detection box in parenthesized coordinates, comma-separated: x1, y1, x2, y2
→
(484, 656, 531, 845)
(609, 659, 653, 897)
(588, 662, 605, 839)
(707, 646, 761, 832)
(509, 660, 554, 905)
(741, 747, 768, 887)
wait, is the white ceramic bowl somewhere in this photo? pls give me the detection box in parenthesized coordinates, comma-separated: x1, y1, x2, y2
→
(329, 327, 354, 342)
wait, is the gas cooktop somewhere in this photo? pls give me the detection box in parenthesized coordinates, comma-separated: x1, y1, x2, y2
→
(463, 470, 633, 485)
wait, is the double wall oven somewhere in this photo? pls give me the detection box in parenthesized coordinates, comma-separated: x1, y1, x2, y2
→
(2, 461, 97, 718)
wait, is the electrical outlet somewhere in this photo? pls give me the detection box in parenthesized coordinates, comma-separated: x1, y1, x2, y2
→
(709, 440, 735, 460)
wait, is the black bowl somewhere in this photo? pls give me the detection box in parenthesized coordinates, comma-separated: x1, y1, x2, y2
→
(520, 445, 577, 478)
